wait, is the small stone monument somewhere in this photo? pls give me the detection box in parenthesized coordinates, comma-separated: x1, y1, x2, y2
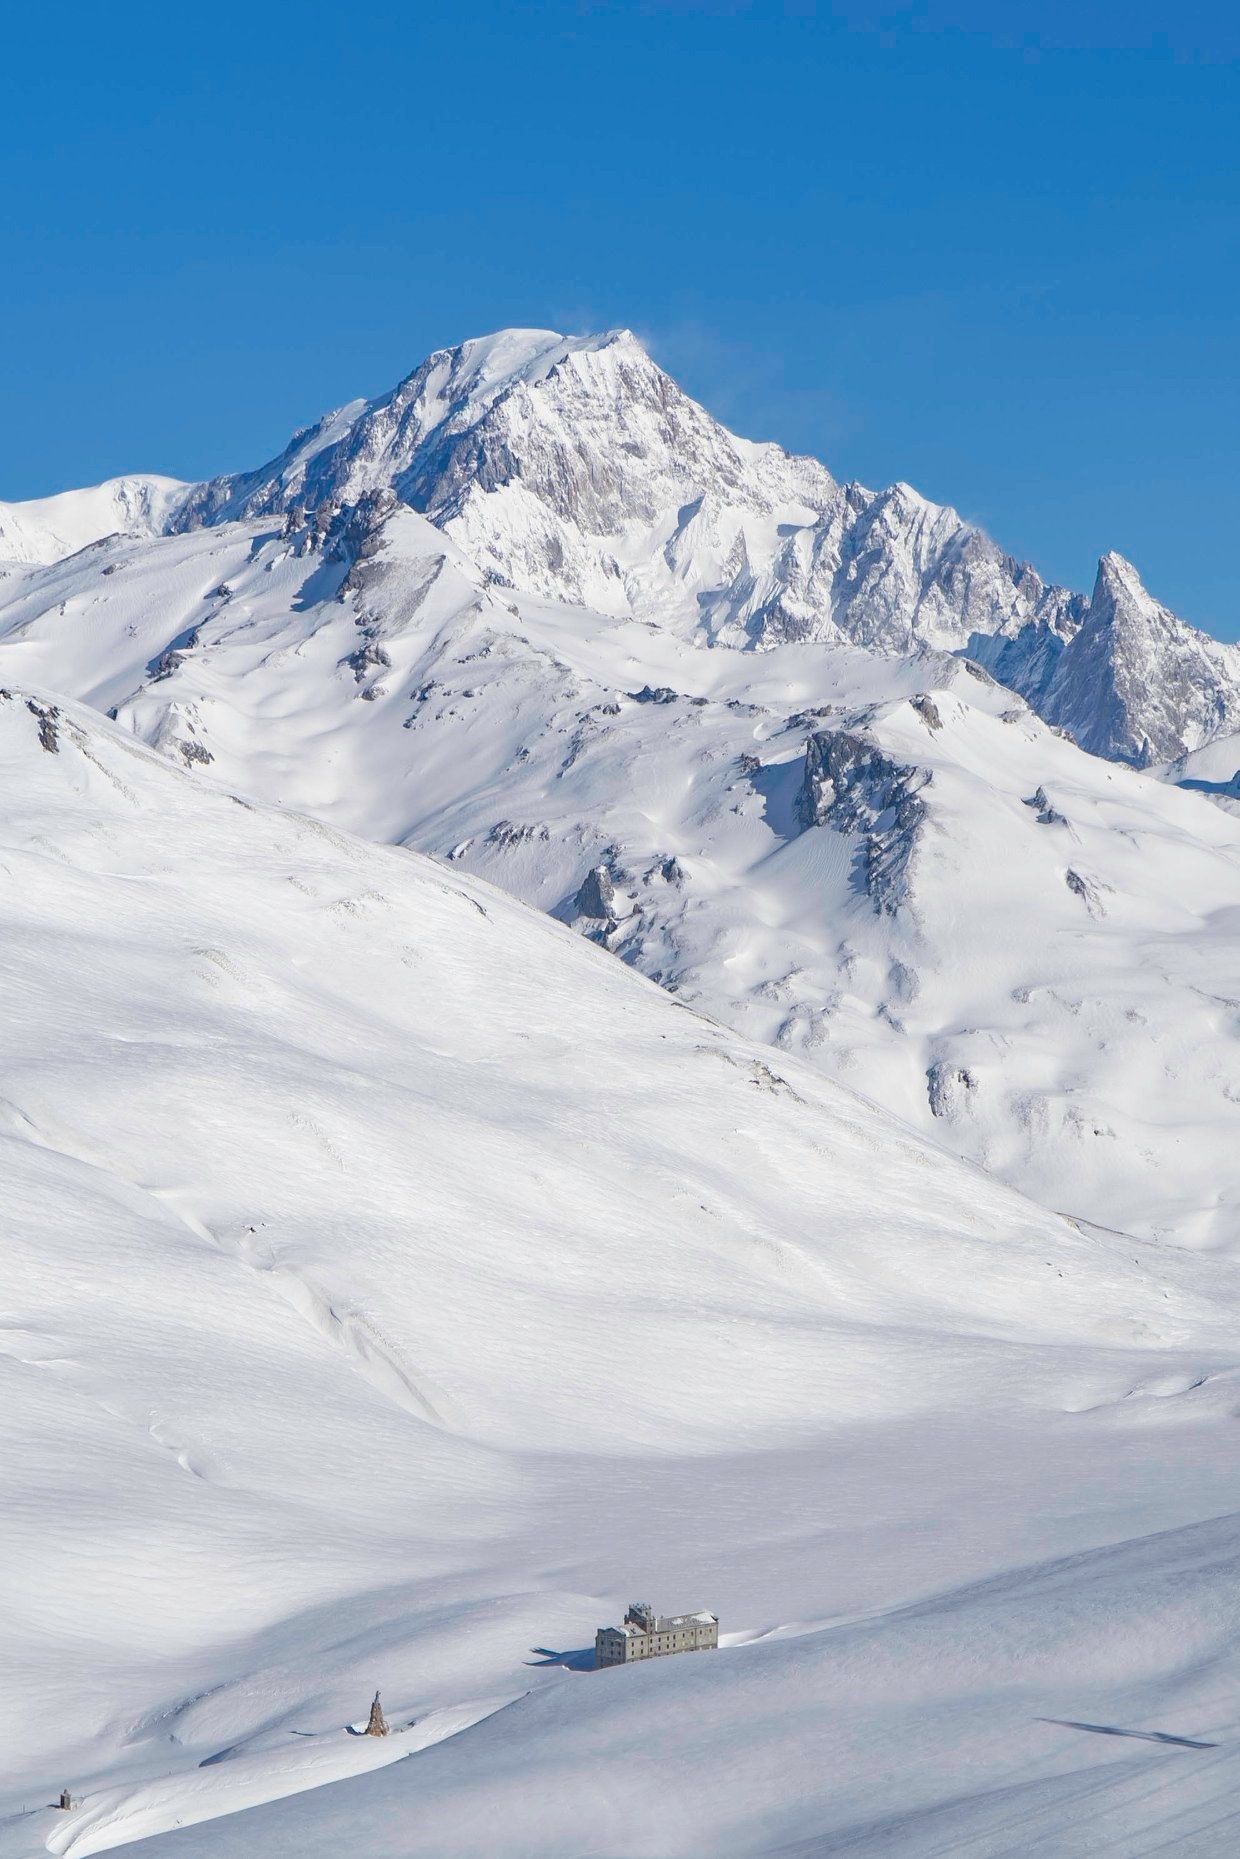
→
(364, 1691, 389, 1737)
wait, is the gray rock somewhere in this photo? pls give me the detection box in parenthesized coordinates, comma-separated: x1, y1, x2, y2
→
(798, 729, 931, 914)
(574, 864, 616, 920)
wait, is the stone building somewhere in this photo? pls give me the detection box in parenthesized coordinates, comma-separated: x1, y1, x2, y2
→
(595, 1601, 719, 1667)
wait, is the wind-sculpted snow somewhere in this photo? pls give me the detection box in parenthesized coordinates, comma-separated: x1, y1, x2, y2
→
(1162, 729, 1240, 811)
(5, 685, 1240, 1859)
(96, 1514, 1240, 1859)
(1, 505, 1237, 1242)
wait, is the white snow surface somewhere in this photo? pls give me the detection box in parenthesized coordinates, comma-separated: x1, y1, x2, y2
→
(3, 689, 1240, 1857)
(1, 505, 1237, 1243)
(1163, 730, 1240, 807)
(0, 476, 188, 569)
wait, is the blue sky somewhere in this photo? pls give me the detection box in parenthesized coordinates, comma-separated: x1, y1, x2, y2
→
(2, 1, 1237, 634)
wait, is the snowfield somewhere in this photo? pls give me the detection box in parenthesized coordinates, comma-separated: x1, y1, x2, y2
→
(0, 476, 187, 569)
(1, 690, 1240, 1856)
(2, 326, 1240, 1857)
(1, 502, 1237, 1243)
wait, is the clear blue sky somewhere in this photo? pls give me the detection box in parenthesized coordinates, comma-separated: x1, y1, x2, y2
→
(2, 2, 1237, 634)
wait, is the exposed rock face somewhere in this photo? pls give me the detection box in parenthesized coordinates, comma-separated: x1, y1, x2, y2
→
(798, 730, 931, 915)
(1023, 786, 1069, 827)
(968, 552, 1240, 766)
(741, 482, 1084, 660)
(1064, 867, 1108, 917)
(1037, 554, 1240, 766)
(26, 697, 61, 753)
(573, 864, 616, 922)
(927, 1060, 977, 1120)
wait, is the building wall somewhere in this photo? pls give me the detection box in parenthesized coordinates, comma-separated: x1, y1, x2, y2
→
(595, 1618, 718, 1666)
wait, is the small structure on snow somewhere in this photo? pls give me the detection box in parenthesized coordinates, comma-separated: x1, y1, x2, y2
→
(596, 1602, 718, 1667)
(364, 1691, 389, 1736)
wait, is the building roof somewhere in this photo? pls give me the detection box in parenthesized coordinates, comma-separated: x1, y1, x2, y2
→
(600, 1609, 717, 1636)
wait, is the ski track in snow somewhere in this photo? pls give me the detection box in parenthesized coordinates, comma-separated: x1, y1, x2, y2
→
(0, 1094, 449, 1463)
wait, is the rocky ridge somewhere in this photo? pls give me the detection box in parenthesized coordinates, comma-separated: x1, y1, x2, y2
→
(3, 328, 1237, 767)
(161, 327, 1240, 767)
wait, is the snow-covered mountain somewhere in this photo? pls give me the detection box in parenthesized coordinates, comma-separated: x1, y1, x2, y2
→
(977, 549, 1240, 765)
(6, 684, 1240, 1859)
(7, 328, 1232, 764)
(159, 326, 1240, 767)
(1, 328, 1237, 1245)
(1, 496, 1237, 1242)
(0, 473, 187, 567)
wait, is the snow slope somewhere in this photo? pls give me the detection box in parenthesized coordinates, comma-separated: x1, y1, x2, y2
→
(0, 476, 187, 568)
(5, 686, 1240, 1856)
(114, 1511, 1240, 1858)
(1163, 730, 1240, 808)
(1, 504, 1237, 1243)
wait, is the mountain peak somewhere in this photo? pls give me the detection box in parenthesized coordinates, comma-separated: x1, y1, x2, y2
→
(408, 325, 644, 409)
(1034, 547, 1240, 764)
(6, 332, 1238, 773)
(170, 326, 671, 540)
(1093, 549, 1150, 605)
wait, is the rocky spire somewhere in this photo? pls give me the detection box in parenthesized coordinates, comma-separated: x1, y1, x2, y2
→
(364, 1691, 389, 1736)
(1039, 552, 1240, 765)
